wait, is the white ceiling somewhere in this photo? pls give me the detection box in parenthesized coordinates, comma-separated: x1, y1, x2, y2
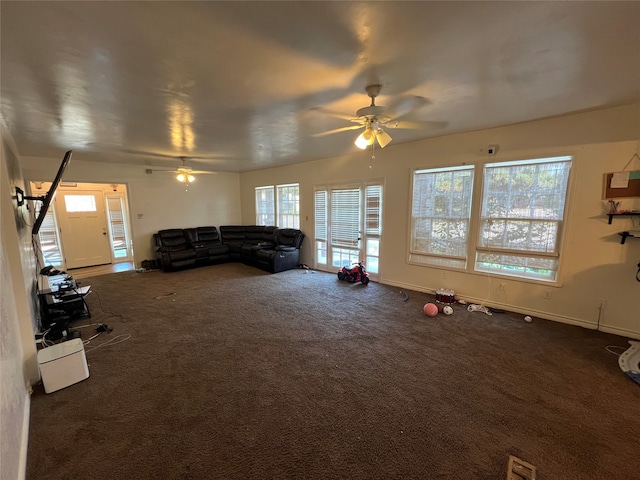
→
(1, 1, 639, 173)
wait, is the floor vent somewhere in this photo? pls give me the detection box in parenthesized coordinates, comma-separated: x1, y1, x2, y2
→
(507, 455, 537, 480)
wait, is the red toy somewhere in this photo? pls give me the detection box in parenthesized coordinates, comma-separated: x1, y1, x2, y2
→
(337, 261, 370, 285)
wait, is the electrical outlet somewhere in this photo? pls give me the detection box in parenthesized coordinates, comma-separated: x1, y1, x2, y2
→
(543, 290, 552, 300)
(498, 283, 506, 291)
(599, 298, 607, 308)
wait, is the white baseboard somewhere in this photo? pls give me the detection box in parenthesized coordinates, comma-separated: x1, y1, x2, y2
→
(380, 278, 640, 340)
(18, 389, 31, 480)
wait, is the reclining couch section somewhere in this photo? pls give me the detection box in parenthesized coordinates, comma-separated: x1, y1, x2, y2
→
(154, 226, 230, 271)
(154, 225, 305, 274)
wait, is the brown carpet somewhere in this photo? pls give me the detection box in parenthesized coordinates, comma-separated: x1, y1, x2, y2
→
(27, 263, 640, 479)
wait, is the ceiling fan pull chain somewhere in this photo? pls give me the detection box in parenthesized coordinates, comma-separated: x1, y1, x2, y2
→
(370, 143, 376, 169)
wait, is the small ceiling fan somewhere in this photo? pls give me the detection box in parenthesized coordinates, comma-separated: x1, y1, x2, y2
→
(145, 157, 217, 183)
(312, 84, 447, 149)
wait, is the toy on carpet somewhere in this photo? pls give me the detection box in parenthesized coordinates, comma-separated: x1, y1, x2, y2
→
(423, 302, 439, 317)
(443, 305, 454, 315)
(337, 261, 370, 285)
(619, 341, 640, 387)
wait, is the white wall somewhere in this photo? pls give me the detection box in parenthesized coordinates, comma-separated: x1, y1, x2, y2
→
(1, 135, 38, 480)
(19, 158, 243, 266)
(240, 104, 640, 338)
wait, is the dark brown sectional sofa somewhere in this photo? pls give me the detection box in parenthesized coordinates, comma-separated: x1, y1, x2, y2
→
(154, 225, 305, 274)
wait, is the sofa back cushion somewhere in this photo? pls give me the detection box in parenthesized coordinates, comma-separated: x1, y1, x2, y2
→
(261, 225, 277, 243)
(244, 225, 265, 244)
(275, 228, 305, 248)
(195, 226, 221, 244)
(219, 225, 247, 244)
(157, 229, 188, 250)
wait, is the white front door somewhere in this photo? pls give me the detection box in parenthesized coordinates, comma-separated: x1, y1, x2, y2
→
(56, 190, 112, 269)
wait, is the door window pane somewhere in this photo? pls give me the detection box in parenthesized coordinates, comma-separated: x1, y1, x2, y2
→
(37, 207, 63, 267)
(331, 189, 361, 248)
(106, 196, 130, 259)
(64, 195, 97, 212)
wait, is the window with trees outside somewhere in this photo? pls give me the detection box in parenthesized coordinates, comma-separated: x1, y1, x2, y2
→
(410, 166, 475, 269)
(255, 183, 299, 228)
(410, 156, 572, 283)
(476, 156, 572, 282)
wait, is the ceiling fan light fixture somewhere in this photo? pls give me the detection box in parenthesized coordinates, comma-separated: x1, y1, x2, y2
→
(176, 173, 195, 183)
(354, 132, 369, 150)
(376, 128, 392, 148)
(355, 125, 376, 149)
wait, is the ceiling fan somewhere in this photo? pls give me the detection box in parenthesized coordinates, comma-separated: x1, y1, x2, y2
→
(145, 157, 217, 183)
(312, 84, 447, 149)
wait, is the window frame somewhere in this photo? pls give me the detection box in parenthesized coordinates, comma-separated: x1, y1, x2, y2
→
(276, 183, 300, 229)
(474, 156, 572, 283)
(408, 165, 475, 269)
(407, 154, 574, 285)
(255, 183, 300, 228)
(255, 186, 276, 226)
(314, 180, 383, 280)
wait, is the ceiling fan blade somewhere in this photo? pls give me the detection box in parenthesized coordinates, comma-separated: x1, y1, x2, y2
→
(387, 95, 432, 121)
(386, 120, 448, 130)
(308, 107, 356, 122)
(312, 125, 363, 137)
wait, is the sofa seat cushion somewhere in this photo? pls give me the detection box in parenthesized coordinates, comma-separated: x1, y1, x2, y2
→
(203, 244, 230, 256)
(167, 249, 196, 262)
(241, 243, 274, 259)
(255, 248, 275, 262)
(225, 242, 244, 254)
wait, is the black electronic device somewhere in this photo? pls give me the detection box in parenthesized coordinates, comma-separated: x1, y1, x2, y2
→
(15, 150, 72, 235)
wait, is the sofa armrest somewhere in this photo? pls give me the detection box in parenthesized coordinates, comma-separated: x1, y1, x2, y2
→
(275, 246, 296, 252)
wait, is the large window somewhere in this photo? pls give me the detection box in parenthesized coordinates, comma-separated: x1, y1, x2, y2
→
(410, 166, 475, 269)
(409, 156, 572, 283)
(277, 184, 300, 228)
(476, 156, 572, 282)
(255, 184, 299, 228)
(256, 186, 275, 225)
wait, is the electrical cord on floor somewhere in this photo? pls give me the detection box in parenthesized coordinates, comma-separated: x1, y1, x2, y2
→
(89, 289, 125, 323)
(605, 345, 627, 356)
(84, 334, 131, 354)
